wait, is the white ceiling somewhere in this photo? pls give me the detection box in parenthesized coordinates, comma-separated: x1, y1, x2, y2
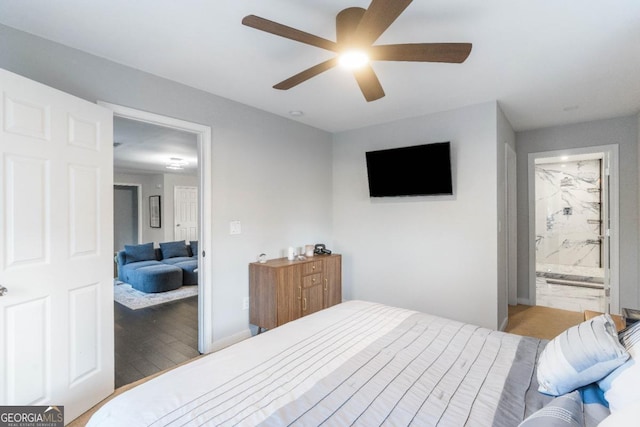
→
(113, 117, 198, 175)
(0, 0, 639, 133)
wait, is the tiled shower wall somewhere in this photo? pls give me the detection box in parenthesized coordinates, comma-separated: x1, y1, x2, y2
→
(535, 159, 604, 280)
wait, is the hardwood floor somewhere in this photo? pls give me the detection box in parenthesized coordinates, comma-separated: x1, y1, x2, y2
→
(505, 304, 584, 340)
(114, 296, 199, 388)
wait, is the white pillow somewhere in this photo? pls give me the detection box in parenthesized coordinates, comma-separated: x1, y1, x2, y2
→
(597, 399, 640, 427)
(537, 314, 629, 396)
(599, 321, 640, 412)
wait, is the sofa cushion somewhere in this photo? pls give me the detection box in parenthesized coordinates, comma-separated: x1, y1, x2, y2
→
(128, 264, 182, 293)
(120, 260, 162, 283)
(124, 242, 156, 264)
(172, 260, 198, 285)
(160, 256, 193, 265)
(189, 240, 198, 257)
(160, 257, 198, 285)
(160, 240, 190, 259)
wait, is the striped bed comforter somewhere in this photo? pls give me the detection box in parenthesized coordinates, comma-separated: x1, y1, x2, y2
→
(88, 301, 551, 426)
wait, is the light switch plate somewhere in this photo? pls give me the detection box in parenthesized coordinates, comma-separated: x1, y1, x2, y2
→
(229, 220, 242, 235)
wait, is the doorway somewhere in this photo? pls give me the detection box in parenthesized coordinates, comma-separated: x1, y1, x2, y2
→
(528, 145, 619, 314)
(113, 184, 142, 251)
(101, 102, 213, 390)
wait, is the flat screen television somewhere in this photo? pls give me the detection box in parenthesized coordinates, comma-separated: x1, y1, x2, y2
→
(365, 141, 453, 197)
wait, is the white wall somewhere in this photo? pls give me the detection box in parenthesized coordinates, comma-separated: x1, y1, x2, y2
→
(0, 25, 334, 343)
(333, 102, 501, 329)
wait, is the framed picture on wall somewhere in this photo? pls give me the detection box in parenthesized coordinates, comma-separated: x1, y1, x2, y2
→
(149, 195, 161, 228)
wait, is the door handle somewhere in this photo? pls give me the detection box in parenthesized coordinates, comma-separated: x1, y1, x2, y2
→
(0, 285, 8, 296)
(303, 297, 307, 311)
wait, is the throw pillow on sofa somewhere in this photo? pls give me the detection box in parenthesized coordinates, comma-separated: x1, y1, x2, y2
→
(160, 240, 190, 259)
(190, 240, 198, 257)
(124, 242, 156, 264)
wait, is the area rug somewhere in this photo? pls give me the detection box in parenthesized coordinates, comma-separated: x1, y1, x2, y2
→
(114, 280, 198, 310)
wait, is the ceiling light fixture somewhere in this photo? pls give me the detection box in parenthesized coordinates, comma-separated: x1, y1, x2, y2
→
(166, 157, 188, 170)
(289, 110, 304, 117)
(338, 50, 370, 70)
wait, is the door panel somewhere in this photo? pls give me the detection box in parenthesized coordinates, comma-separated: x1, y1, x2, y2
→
(0, 68, 114, 423)
(4, 155, 48, 266)
(276, 265, 301, 325)
(323, 256, 342, 308)
(303, 284, 324, 316)
(174, 186, 198, 241)
(70, 165, 100, 256)
(5, 297, 48, 404)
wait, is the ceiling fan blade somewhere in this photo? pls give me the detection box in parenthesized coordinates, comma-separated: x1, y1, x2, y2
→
(352, 65, 385, 102)
(370, 43, 472, 63)
(273, 58, 339, 90)
(242, 15, 339, 52)
(354, 0, 413, 46)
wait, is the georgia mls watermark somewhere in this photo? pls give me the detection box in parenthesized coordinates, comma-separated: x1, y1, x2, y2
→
(0, 406, 64, 427)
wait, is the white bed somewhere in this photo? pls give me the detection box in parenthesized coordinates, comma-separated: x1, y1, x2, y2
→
(88, 300, 611, 426)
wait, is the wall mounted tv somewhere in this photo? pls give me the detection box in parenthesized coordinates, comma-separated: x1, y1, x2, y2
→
(365, 141, 453, 197)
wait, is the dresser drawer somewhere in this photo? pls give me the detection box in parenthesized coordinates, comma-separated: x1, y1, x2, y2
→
(303, 273, 322, 288)
(302, 260, 322, 275)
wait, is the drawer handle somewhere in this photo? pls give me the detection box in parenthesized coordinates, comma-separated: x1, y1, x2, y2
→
(324, 278, 328, 291)
(312, 277, 316, 283)
(312, 265, 316, 270)
(303, 297, 307, 311)
(298, 286, 302, 300)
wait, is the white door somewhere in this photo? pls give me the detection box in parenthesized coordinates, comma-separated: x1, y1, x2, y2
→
(174, 186, 198, 241)
(0, 69, 114, 423)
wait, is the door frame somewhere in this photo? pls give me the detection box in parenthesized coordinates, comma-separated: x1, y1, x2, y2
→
(99, 102, 214, 354)
(113, 183, 143, 245)
(527, 144, 619, 314)
(506, 143, 518, 306)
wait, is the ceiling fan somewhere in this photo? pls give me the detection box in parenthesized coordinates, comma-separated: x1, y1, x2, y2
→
(242, 0, 472, 102)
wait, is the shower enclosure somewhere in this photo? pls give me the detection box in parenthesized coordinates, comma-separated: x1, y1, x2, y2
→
(534, 156, 606, 312)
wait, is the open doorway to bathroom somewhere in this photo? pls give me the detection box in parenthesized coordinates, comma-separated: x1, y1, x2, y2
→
(534, 154, 605, 312)
(531, 146, 619, 315)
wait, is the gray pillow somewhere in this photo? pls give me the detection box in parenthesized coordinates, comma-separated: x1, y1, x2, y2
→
(159, 240, 189, 259)
(124, 242, 156, 264)
(189, 240, 198, 257)
(519, 391, 583, 427)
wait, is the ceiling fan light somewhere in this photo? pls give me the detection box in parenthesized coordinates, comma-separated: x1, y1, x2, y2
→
(339, 50, 370, 70)
(166, 157, 188, 170)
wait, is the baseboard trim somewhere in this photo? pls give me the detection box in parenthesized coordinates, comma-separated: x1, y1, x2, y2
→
(517, 298, 532, 306)
(210, 328, 252, 352)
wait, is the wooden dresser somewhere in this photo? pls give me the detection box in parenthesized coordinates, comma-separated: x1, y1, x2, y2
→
(249, 254, 342, 332)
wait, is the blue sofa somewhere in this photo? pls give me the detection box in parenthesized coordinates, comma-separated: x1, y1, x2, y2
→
(116, 241, 198, 293)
